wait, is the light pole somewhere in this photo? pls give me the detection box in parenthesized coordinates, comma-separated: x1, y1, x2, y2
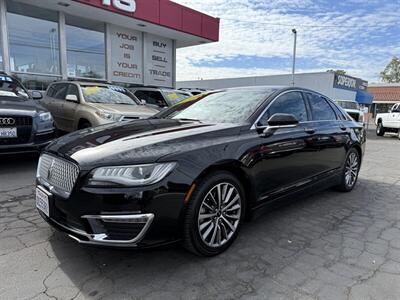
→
(291, 28, 297, 86)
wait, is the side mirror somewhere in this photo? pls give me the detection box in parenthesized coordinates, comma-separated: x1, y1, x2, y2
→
(66, 94, 78, 102)
(267, 113, 299, 127)
(140, 99, 147, 105)
(31, 91, 43, 100)
(388, 108, 392, 113)
(258, 113, 299, 137)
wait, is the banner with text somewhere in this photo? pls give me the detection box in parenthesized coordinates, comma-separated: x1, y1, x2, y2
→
(110, 25, 143, 84)
(144, 34, 173, 87)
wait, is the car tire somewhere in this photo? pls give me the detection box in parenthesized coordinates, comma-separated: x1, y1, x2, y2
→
(183, 171, 245, 256)
(336, 148, 361, 193)
(376, 122, 385, 136)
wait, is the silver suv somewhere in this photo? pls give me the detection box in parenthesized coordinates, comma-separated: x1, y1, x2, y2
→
(40, 82, 158, 132)
(129, 87, 192, 110)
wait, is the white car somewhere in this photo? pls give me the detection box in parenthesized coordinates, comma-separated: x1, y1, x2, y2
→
(335, 100, 364, 123)
(375, 103, 400, 138)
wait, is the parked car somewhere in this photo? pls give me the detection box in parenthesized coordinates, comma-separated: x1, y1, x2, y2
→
(375, 102, 400, 138)
(129, 87, 192, 110)
(335, 100, 364, 123)
(0, 73, 56, 155)
(40, 81, 159, 132)
(36, 86, 366, 256)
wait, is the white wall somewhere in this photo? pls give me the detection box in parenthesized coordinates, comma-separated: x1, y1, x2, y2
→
(178, 72, 342, 98)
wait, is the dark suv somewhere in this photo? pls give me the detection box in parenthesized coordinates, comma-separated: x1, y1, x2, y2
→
(0, 73, 56, 154)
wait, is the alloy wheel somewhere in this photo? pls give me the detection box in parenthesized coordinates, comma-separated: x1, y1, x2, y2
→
(344, 152, 359, 188)
(197, 182, 241, 248)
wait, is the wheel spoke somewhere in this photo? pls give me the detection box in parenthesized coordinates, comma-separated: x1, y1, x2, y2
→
(202, 222, 214, 241)
(199, 220, 213, 231)
(199, 213, 217, 220)
(224, 187, 234, 204)
(225, 204, 241, 212)
(221, 216, 235, 231)
(210, 222, 218, 245)
(222, 194, 239, 211)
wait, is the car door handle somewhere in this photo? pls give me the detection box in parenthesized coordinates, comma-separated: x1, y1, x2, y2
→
(304, 128, 315, 134)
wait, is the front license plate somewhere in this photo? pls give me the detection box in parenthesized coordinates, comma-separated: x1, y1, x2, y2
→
(36, 187, 50, 217)
(0, 128, 17, 138)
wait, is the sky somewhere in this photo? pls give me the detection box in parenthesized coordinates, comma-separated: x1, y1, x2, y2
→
(173, 0, 400, 83)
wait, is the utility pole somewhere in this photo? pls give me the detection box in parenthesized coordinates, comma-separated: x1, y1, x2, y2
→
(291, 28, 297, 86)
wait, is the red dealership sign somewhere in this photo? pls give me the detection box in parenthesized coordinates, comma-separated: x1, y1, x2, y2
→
(71, 0, 219, 41)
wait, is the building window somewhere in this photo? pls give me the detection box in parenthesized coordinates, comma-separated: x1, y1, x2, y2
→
(14, 73, 60, 91)
(66, 15, 105, 79)
(7, 1, 60, 75)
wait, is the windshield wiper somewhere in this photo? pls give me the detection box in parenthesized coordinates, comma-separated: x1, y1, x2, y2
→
(177, 118, 202, 123)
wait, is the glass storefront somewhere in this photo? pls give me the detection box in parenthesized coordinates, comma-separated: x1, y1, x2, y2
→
(66, 15, 105, 79)
(14, 73, 60, 91)
(6, 0, 60, 75)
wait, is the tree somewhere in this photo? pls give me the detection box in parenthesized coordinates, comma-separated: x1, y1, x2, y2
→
(326, 69, 347, 75)
(380, 57, 400, 83)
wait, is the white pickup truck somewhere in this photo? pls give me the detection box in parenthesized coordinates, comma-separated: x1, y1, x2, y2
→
(375, 103, 400, 138)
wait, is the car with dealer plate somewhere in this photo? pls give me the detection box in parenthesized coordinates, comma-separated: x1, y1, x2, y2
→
(35, 86, 366, 256)
(0, 73, 56, 155)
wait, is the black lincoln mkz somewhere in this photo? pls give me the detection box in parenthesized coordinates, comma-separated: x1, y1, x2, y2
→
(36, 86, 366, 256)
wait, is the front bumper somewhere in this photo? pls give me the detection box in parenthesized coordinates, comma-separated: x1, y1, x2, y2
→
(36, 172, 190, 247)
(40, 209, 155, 247)
(0, 129, 56, 155)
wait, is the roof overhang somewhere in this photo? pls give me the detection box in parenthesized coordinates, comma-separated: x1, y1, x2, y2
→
(14, 0, 220, 48)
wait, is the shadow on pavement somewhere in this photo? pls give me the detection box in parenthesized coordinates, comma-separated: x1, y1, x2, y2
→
(46, 176, 398, 299)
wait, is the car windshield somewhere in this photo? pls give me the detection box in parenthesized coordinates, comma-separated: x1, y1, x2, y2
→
(163, 91, 192, 105)
(336, 100, 359, 110)
(162, 89, 275, 124)
(82, 85, 138, 105)
(0, 75, 29, 101)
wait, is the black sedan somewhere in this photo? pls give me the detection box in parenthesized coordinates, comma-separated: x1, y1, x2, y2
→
(0, 73, 56, 155)
(35, 86, 366, 256)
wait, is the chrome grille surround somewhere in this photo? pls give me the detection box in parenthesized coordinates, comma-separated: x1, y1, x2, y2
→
(37, 154, 79, 198)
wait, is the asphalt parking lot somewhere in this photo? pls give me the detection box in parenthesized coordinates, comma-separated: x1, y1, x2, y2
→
(0, 130, 399, 300)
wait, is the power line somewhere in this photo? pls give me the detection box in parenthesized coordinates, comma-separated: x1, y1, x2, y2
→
(222, 17, 399, 29)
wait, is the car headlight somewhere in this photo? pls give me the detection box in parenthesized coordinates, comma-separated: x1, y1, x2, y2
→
(88, 162, 177, 186)
(39, 112, 53, 122)
(95, 110, 123, 122)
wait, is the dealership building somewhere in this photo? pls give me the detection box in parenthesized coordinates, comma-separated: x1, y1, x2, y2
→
(0, 0, 219, 90)
(178, 71, 374, 106)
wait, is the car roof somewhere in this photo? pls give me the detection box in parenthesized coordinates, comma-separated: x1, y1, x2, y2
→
(50, 81, 113, 87)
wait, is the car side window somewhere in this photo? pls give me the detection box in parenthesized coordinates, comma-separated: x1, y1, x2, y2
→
(66, 84, 80, 100)
(306, 93, 338, 121)
(135, 90, 166, 106)
(259, 91, 308, 125)
(47, 85, 56, 97)
(53, 83, 69, 100)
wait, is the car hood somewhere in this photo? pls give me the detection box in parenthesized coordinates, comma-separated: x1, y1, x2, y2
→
(0, 98, 47, 116)
(46, 119, 243, 169)
(87, 103, 158, 117)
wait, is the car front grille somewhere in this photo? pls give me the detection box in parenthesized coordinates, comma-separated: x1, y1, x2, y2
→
(0, 115, 32, 145)
(37, 154, 79, 197)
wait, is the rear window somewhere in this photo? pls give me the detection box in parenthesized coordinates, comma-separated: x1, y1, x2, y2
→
(306, 93, 338, 121)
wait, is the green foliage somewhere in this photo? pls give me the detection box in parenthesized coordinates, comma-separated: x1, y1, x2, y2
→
(380, 57, 400, 83)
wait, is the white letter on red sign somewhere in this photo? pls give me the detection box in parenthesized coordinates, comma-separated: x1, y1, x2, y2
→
(113, 0, 136, 12)
(102, 0, 136, 13)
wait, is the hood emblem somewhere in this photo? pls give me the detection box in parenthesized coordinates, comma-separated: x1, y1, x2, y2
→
(0, 117, 16, 126)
